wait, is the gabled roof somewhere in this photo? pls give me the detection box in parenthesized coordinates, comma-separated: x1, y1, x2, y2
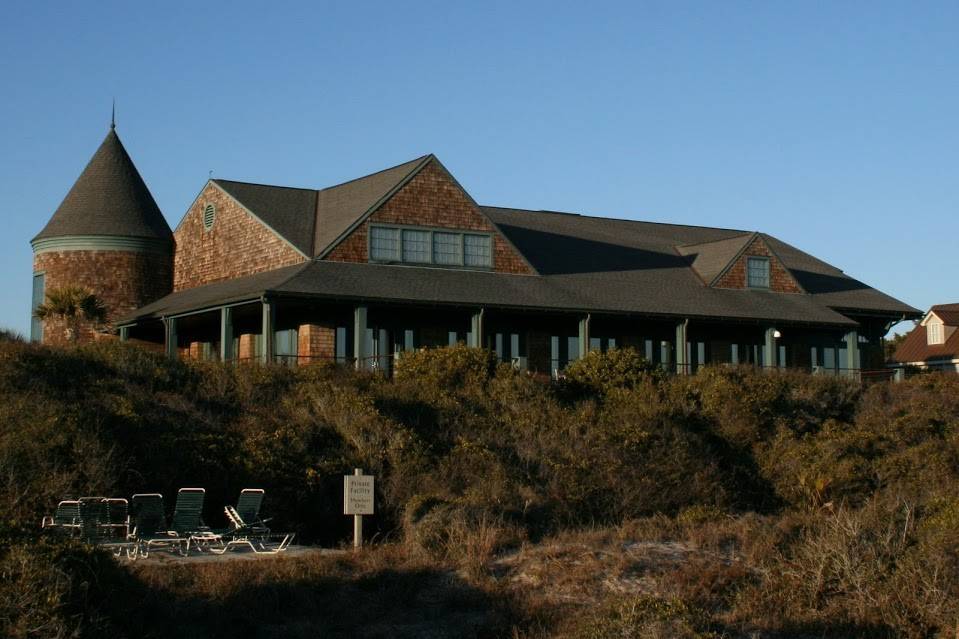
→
(928, 303, 959, 326)
(210, 156, 429, 257)
(212, 180, 317, 255)
(676, 233, 756, 285)
(482, 207, 918, 318)
(34, 127, 172, 242)
(892, 323, 959, 364)
(172, 157, 919, 324)
(313, 155, 429, 256)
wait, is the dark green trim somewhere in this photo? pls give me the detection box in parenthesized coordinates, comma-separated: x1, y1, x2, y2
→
(31, 235, 172, 255)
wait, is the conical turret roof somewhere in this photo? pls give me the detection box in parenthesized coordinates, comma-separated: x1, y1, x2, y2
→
(33, 127, 172, 242)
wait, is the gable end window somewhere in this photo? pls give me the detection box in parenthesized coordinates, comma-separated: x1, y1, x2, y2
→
(927, 322, 944, 345)
(368, 224, 493, 269)
(746, 257, 770, 289)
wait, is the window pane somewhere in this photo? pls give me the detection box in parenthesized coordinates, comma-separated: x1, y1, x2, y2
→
(747, 257, 770, 288)
(370, 227, 400, 261)
(464, 234, 491, 267)
(433, 232, 462, 265)
(31, 273, 44, 342)
(402, 229, 430, 263)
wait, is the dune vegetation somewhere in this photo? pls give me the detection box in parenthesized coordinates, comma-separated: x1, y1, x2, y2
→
(1, 339, 957, 637)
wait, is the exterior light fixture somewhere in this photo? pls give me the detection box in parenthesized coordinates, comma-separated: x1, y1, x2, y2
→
(773, 330, 782, 339)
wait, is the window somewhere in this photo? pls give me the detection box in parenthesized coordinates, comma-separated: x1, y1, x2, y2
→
(746, 257, 770, 289)
(464, 234, 492, 267)
(203, 203, 216, 230)
(370, 227, 400, 261)
(928, 322, 944, 345)
(368, 224, 493, 268)
(401, 229, 430, 263)
(433, 232, 462, 265)
(274, 328, 299, 365)
(30, 272, 44, 342)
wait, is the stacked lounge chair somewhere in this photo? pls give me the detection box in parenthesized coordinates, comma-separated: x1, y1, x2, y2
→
(42, 488, 294, 559)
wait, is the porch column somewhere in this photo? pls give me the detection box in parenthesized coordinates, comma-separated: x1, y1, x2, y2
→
(578, 314, 591, 359)
(675, 320, 689, 375)
(354, 305, 368, 370)
(164, 318, 178, 359)
(220, 307, 234, 362)
(261, 299, 275, 364)
(764, 327, 777, 369)
(844, 329, 860, 379)
(119, 326, 129, 342)
(469, 308, 485, 348)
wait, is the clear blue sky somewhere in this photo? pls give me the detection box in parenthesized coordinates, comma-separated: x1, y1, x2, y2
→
(2, 2, 956, 336)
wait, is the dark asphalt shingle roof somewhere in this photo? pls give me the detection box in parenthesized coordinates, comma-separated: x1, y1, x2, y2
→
(121, 259, 859, 327)
(212, 180, 318, 256)
(313, 156, 429, 256)
(34, 128, 172, 242)
(210, 156, 429, 257)
(123, 157, 920, 327)
(676, 233, 755, 285)
(483, 206, 918, 318)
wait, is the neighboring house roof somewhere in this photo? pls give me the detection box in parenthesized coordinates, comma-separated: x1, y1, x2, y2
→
(33, 127, 172, 242)
(211, 156, 429, 257)
(929, 303, 959, 326)
(892, 324, 959, 363)
(892, 303, 959, 364)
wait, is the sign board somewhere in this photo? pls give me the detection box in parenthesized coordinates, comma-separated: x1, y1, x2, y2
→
(344, 474, 374, 515)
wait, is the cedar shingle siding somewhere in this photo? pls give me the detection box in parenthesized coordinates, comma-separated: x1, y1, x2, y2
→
(173, 183, 307, 291)
(325, 161, 533, 275)
(32, 127, 921, 355)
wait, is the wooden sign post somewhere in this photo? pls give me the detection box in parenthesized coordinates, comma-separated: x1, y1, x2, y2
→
(344, 468, 374, 549)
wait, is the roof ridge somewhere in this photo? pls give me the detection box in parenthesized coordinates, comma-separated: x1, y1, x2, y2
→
(317, 154, 431, 193)
(213, 178, 318, 193)
(678, 232, 755, 250)
(483, 205, 751, 235)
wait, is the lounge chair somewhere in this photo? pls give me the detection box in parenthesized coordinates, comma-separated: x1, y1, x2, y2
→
(41, 500, 81, 535)
(169, 487, 222, 550)
(78, 497, 108, 544)
(102, 498, 129, 540)
(235, 489, 270, 533)
(209, 511, 294, 555)
(130, 493, 186, 558)
(209, 491, 293, 555)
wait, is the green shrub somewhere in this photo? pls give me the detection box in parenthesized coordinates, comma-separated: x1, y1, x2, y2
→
(562, 347, 664, 398)
(393, 344, 497, 392)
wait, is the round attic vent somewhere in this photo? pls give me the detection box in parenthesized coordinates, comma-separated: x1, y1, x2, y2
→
(203, 203, 216, 230)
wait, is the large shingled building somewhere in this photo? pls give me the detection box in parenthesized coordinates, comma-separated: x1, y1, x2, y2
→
(32, 126, 920, 375)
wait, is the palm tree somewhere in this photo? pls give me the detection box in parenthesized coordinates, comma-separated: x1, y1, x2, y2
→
(34, 286, 108, 343)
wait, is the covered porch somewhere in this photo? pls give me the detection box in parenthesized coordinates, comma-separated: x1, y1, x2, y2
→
(119, 295, 876, 379)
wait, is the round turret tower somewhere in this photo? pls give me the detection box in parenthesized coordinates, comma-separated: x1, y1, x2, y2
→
(30, 123, 174, 344)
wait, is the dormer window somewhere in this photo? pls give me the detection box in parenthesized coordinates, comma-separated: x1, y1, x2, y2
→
(369, 224, 492, 269)
(746, 257, 770, 289)
(928, 321, 944, 345)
